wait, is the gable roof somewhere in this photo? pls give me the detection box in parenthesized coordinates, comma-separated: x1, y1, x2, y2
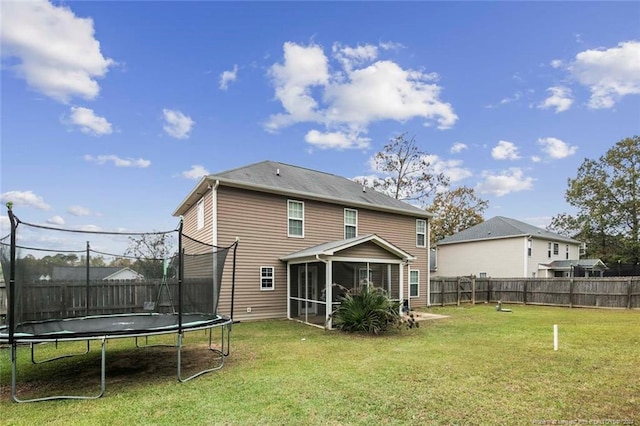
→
(174, 160, 431, 218)
(437, 216, 581, 245)
(51, 266, 142, 281)
(279, 234, 416, 262)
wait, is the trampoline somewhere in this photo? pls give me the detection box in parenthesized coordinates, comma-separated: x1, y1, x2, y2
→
(0, 204, 239, 403)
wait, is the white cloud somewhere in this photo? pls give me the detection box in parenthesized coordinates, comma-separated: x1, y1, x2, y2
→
(182, 165, 209, 180)
(0, 0, 115, 103)
(477, 168, 534, 197)
(162, 109, 195, 139)
(219, 65, 238, 90)
(537, 137, 578, 159)
(68, 106, 113, 135)
(538, 86, 573, 113)
(423, 154, 472, 183)
(305, 130, 370, 150)
(0, 190, 50, 210)
(492, 140, 521, 160)
(265, 41, 458, 145)
(46, 215, 65, 225)
(568, 41, 640, 109)
(531, 155, 542, 163)
(485, 91, 522, 109)
(450, 142, 468, 154)
(84, 154, 151, 168)
(68, 205, 91, 216)
(550, 59, 563, 69)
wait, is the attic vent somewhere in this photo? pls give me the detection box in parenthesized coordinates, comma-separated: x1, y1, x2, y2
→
(276, 168, 280, 176)
(362, 185, 366, 193)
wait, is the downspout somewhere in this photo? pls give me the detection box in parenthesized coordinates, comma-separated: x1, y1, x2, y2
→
(211, 180, 220, 247)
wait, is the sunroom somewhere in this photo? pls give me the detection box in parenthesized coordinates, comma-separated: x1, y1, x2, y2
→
(280, 234, 416, 328)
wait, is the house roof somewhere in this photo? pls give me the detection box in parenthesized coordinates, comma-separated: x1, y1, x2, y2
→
(436, 216, 581, 245)
(542, 259, 608, 270)
(279, 234, 416, 262)
(51, 266, 142, 281)
(173, 160, 431, 218)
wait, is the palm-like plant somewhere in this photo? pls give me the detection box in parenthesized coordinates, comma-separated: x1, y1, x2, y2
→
(331, 286, 402, 334)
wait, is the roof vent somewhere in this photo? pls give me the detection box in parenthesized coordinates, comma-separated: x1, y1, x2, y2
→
(276, 168, 280, 176)
(362, 185, 366, 193)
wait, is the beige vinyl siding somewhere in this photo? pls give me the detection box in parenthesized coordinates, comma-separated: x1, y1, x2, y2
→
(436, 237, 524, 278)
(201, 186, 429, 320)
(336, 241, 399, 260)
(181, 191, 213, 243)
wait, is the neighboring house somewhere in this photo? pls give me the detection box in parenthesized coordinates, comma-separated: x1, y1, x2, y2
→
(433, 216, 606, 278)
(51, 266, 144, 281)
(173, 160, 433, 327)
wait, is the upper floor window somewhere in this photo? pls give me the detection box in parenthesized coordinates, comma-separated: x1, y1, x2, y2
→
(548, 242, 552, 258)
(260, 266, 274, 291)
(409, 270, 419, 297)
(527, 239, 532, 257)
(565, 244, 569, 260)
(553, 243, 559, 255)
(416, 219, 426, 247)
(196, 198, 204, 230)
(287, 200, 304, 237)
(344, 209, 357, 239)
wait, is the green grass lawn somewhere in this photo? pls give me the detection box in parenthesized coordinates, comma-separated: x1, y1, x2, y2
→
(1, 305, 638, 425)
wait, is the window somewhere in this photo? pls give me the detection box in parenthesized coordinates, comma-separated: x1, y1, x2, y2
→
(344, 209, 357, 239)
(287, 200, 304, 237)
(553, 243, 559, 255)
(527, 239, 532, 257)
(416, 219, 426, 247)
(409, 270, 419, 297)
(196, 198, 204, 230)
(358, 268, 373, 287)
(548, 242, 552, 258)
(565, 244, 569, 259)
(260, 267, 274, 291)
(479, 272, 487, 278)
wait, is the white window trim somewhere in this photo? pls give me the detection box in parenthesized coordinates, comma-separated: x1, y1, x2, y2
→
(416, 219, 426, 248)
(287, 200, 304, 238)
(260, 266, 275, 291)
(344, 208, 358, 239)
(196, 198, 205, 230)
(409, 269, 420, 298)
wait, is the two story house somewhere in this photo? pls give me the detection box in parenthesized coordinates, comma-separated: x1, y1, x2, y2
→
(433, 216, 606, 278)
(173, 161, 432, 327)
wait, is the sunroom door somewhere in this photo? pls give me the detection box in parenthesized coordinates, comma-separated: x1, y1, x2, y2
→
(298, 266, 318, 315)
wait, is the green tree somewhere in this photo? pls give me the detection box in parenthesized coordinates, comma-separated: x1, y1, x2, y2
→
(428, 186, 488, 243)
(549, 135, 640, 264)
(357, 133, 450, 208)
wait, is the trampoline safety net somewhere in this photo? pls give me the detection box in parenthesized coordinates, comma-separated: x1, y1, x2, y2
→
(0, 207, 236, 338)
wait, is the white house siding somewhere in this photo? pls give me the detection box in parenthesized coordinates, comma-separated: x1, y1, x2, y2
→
(435, 237, 525, 278)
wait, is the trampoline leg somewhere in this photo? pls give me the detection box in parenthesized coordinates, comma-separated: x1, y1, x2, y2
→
(11, 337, 107, 403)
(31, 340, 90, 364)
(177, 328, 225, 383)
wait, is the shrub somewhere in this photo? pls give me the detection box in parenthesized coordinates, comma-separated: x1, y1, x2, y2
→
(330, 286, 403, 334)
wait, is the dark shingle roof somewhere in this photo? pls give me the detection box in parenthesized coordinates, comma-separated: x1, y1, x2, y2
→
(437, 216, 581, 245)
(51, 266, 134, 281)
(544, 259, 608, 269)
(176, 160, 430, 218)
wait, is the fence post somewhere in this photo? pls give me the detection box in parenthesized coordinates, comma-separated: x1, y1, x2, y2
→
(627, 279, 633, 310)
(441, 279, 445, 307)
(523, 280, 528, 305)
(487, 280, 492, 304)
(569, 277, 574, 308)
(471, 277, 476, 305)
(457, 277, 461, 306)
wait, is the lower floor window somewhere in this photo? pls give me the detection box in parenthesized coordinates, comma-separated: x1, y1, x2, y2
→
(260, 266, 274, 290)
(409, 270, 419, 297)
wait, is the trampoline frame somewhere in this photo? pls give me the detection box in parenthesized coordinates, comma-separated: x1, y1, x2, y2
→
(0, 313, 233, 403)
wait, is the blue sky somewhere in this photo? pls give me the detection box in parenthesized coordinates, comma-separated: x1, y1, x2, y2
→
(1, 1, 639, 250)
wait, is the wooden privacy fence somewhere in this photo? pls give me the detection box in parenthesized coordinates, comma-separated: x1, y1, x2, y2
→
(4, 278, 215, 323)
(430, 277, 640, 309)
